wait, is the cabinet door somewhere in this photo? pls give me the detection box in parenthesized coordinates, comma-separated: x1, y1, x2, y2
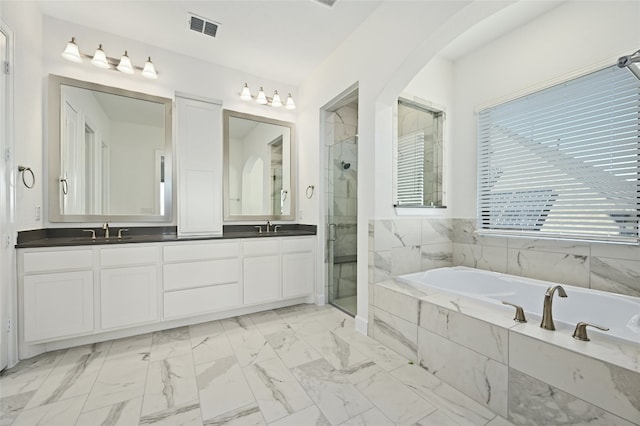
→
(282, 252, 314, 298)
(176, 95, 223, 237)
(23, 271, 93, 342)
(100, 266, 158, 330)
(243, 256, 280, 304)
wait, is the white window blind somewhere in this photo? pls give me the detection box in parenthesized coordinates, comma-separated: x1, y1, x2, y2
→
(478, 65, 640, 242)
(397, 132, 425, 205)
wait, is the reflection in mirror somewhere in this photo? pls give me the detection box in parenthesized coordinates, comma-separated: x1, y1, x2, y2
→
(224, 110, 296, 220)
(395, 98, 444, 207)
(48, 75, 173, 222)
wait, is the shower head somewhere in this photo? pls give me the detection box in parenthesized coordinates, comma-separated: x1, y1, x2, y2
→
(341, 161, 351, 170)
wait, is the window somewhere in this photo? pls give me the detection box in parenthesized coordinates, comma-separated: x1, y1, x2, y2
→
(478, 65, 640, 242)
(396, 98, 444, 207)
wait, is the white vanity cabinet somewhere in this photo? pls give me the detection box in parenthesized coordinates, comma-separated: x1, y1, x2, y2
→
(163, 240, 242, 318)
(282, 237, 315, 298)
(21, 249, 94, 342)
(242, 239, 281, 305)
(175, 94, 224, 237)
(99, 246, 160, 330)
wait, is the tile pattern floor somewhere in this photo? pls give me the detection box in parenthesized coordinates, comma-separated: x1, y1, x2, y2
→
(0, 304, 515, 425)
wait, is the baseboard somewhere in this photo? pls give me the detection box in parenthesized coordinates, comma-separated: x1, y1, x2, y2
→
(355, 314, 368, 335)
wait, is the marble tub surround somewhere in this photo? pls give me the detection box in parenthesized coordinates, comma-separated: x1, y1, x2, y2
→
(370, 279, 640, 425)
(0, 304, 514, 426)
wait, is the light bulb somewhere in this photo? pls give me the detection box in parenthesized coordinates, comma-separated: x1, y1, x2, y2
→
(256, 87, 268, 105)
(285, 93, 296, 110)
(240, 83, 252, 101)
(271, 90, 282, 107)
(91, 44, 110, 69)
(116, 51, 134, 74)
(142, 57, 158, 79)
(62, 37, 82, 63)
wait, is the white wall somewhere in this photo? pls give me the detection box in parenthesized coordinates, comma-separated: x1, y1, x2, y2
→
(451, 0, 640, 218)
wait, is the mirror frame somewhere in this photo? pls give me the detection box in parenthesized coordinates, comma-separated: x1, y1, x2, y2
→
(223, 109, 296, 221)
(48, 74, 174, 223)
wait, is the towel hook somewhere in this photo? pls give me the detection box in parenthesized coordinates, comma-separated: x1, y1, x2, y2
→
(18, 166, 35, 189)
(306, 185, 315, 199)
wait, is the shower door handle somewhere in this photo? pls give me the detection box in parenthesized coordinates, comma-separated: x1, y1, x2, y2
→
(328, 223, 337, 242)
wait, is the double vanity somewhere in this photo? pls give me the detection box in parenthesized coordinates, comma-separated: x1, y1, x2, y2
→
(16, 226, 316, 359)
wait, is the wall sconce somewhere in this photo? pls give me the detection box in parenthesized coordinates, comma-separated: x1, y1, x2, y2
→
(240, 83, 296, 109)
(61, 37, 158, 79)
(618, 49, 640, 81)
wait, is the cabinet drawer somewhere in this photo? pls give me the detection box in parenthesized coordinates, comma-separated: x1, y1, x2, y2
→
(164, 283, 241, 318)
(164, 241, 240, 262)
(243, 239, 279, 257)
(163, 258, 239, 291)
(282, 237, 314, 254)
(100, 246, 158, 267)
(23, 250, 93, 273)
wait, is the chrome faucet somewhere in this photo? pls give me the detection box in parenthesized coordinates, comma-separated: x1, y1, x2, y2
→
(102, 222, 110, 239)
(266, 220, 271, 233)
(540, 285, 567, 330)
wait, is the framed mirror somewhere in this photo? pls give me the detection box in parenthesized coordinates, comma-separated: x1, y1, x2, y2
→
(223, 110, 296, 221)
(48, 75, 173, 222)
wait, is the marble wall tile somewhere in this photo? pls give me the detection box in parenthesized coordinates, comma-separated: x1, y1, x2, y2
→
(195, 355, 256, 422)
(189, 320, 234, 366)
(24, 343, 108, 410)
(452, 219, 507, 247)
(354, 369, 436, 424)
(373, 285, 420, 324)
(373, 219, 421, 252)
(590, 256, 640, 297)
(141, 354, 198, 417)
(507, 249, 589, 288)
(267, 404, 331, 426)
(508, 368, 635, 426)
(390, 364, 496, 426)
(507, 238, 590, 256)
(454, 243, 508, 273)
(12, 394, 86, 426)
(417, 327, 508, 416)
(421, 218, 453, 245)
(76, 397, 143, 426)
(421, 243, 453, 271)
(291, 358, 373, 425)
(242, 357, 313, 423)
(508, 332, 640, 424)
(391, 245, 423, 276)
(591, 242, 640, 261)
(371, 307, 418, 362)
(419, 302, 508, 364)
(373, 251, 392, 283)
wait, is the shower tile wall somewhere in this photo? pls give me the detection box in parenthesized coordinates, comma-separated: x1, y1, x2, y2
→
(326, 103, 358, 304)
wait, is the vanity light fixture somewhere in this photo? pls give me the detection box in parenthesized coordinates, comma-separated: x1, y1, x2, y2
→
(618, 48, 640, 81)
(239, 83, 296, 109)
(62, 37, 158, 79)
(62, 37, 82, 63)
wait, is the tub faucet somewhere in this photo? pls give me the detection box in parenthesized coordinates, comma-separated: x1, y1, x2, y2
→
(540, 285, 567, 330)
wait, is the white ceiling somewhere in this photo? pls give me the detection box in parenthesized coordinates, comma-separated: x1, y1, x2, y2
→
(36, 0, 563, 86)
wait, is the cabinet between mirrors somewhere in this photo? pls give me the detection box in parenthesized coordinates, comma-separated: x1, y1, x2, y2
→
(17, 236, 315, 359)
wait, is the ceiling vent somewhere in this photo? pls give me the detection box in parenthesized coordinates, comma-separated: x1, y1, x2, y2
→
(314, 0, 337, 7)
(189, 13, 220, 38)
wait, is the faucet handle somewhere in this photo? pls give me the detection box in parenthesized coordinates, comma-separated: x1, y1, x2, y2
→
(572, 322, 609, 341)
(117, 228, 129, 239)
(501, 301, 527, 323)
(82, 229, 96, 240)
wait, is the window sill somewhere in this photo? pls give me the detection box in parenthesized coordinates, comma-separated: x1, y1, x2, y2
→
(394, 205, 448, 216)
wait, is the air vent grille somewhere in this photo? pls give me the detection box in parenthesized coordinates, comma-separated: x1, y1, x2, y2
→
(188, 13, 220, 38)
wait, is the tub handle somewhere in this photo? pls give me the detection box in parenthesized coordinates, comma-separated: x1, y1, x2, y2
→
(501, 301, 527, 323)
(572, 322, 609, 341)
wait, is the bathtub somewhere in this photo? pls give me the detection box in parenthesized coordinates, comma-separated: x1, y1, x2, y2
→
(398, 266, 640, 344)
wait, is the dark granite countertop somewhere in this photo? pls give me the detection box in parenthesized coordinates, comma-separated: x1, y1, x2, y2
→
(16, 225, 317, 249)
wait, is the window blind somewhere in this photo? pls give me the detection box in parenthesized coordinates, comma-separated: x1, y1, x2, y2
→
(478, 65, 640, 242)
(397, 132, 425, 205)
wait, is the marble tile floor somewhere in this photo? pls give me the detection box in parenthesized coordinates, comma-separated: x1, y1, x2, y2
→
(0, 304, 514, 426)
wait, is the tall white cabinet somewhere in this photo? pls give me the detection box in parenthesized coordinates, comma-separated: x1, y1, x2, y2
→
(175, 94, 223, 237)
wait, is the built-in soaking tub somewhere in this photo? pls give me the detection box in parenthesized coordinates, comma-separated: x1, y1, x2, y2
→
(398, 266, 640, 344)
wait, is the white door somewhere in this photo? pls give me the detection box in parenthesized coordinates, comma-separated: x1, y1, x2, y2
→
(0, 25, 11, 370)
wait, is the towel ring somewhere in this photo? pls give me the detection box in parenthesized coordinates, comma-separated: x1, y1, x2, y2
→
(18, 166, 35, 189)
(306, 185, 315, 199)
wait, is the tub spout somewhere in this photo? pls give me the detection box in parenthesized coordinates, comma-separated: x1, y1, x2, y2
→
(540, 285, 568, 330)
